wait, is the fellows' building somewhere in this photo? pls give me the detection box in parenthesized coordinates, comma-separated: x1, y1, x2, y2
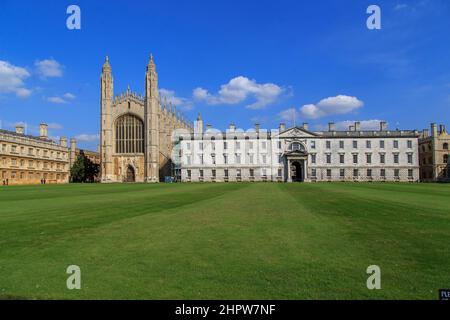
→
(100, 55, 193, 183)
(176, 119, 420, 183)
(0, 124, 75, 185)
(419, 123, 449, 182)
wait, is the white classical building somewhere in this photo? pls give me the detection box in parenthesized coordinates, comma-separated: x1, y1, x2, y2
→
(174, 117, 420, 183)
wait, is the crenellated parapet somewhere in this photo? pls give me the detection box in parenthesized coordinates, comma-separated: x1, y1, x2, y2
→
(114, 86, 145, 106)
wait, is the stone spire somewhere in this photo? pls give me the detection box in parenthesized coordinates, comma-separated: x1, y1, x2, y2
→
(102, 56, 111, 72)
(163, 97, 167, 114)
(197, 112, 202, 121)
(144, 53, 160, 182)
(147, 53, 156, 72)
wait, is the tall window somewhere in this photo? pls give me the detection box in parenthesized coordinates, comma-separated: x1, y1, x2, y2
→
(394, 154, 399, 164)
(290, 142, 304, 151)
(444, 143, 449, 150)
(115, 115, 144, 154)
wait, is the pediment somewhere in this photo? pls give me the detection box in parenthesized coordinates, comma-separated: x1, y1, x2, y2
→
(278, 127, 317, 138)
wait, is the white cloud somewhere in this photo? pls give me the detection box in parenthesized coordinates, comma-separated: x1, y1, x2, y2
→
(159, 89, 192, 111)
(63, 92, 76, 99)
(193, 76, 284, 109)
(278, 108, 297, 122)
(47, 123, 63, 130)
(75, 134, 100, 142)
(35, 59, 63, 78)
(300, 95, 364, 119)
(46, 92, 76, 104)
(0, 60, 32, 97)
(394, 4, 408, 11)
(47, 96, 67, 104)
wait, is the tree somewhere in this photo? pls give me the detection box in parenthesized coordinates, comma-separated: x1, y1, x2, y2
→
(70, 151, 100, 183)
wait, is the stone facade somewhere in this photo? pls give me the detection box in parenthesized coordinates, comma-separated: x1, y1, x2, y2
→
(100, 55, 193, 183)
(0, 124, 75, 185)
(76, 148, 101, 166)
(176, 121, 420, 183)
(419, 123, 450, 182)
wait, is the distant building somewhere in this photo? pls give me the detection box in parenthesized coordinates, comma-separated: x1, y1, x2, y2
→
(419, 123, 449, 182)
(76, 148, 100, 166)
(75, 148, 101, 182)
(0, 124, 74, 185)
(176, 120, 421, 183)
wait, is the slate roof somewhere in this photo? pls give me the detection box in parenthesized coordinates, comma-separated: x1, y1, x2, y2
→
(0, 129, 55, 144)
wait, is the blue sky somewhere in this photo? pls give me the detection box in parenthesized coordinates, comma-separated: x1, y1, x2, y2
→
(0, 0, 449, 150)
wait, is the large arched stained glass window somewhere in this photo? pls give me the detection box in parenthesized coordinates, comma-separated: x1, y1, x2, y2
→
(115, 114, 144, 154)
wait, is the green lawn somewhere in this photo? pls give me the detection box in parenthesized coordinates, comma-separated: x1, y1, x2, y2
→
(0, 182, 449, 300)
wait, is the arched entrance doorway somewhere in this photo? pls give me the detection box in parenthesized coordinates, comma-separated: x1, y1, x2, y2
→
(291, 161, 304, 182)
(125, 165, 135, 183)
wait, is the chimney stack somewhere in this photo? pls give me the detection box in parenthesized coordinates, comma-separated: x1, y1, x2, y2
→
(328, 122, 335, 132)
(380, 121, 387, 131)
(349, 125, 355, 131)
(431, 123, 438, 137)
(422, 129, 429, 138)
(255, 123, 260, 133)
(39, 123, 48, 139)
(206, 124, 212, 131)
(354, 121, 361, 131)
(229, 123, 235, 132)
(302, 122, 309, 131)
(60, 137, 67, 147)
(15, 125, 24, 134)
(279, 123, 286, 132)
(440, 124, 446, 134)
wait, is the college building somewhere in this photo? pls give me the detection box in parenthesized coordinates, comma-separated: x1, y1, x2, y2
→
(99, 55, 193, 183)
(175, 119, 421, 183)
(419, 123, 449, 182)
(0, 124, 75, 185)
(0, 122, 102, 185)
(2, 54, 447, 185)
